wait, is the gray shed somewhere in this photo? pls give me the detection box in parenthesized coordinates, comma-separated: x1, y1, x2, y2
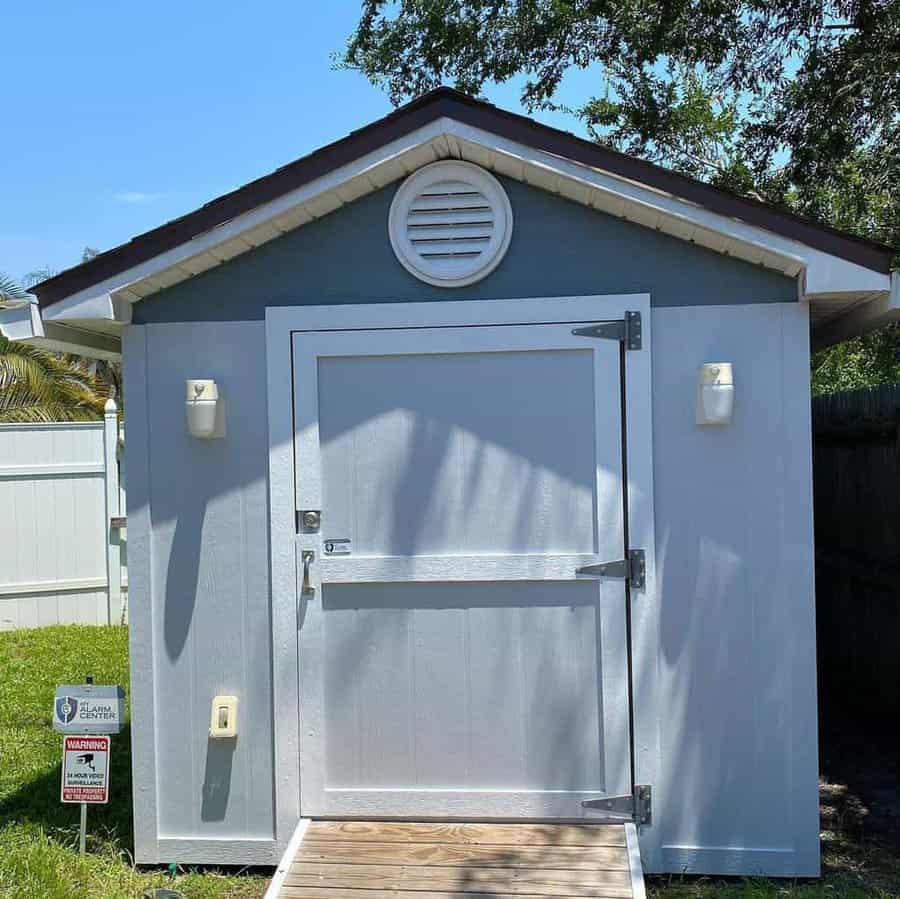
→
(5, 89, 898, 883)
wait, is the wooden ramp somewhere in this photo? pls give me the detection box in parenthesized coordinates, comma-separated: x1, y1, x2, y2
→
(266, 821, 645, 899)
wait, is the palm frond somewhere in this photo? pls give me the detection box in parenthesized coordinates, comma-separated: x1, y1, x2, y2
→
(0, 272, 33, 305)
(21, 267, 58, 290)
(0, 328, 111, 422)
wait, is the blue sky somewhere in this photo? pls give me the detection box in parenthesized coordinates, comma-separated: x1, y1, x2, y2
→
(2, 2, 597, 282)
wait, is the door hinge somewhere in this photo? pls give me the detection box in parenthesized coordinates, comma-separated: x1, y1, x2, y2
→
(572, 311, 642, 350)
(582, 784, 652, 826)
(576, 549, 645, 590)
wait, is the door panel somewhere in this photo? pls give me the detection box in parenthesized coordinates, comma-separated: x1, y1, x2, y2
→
(317, 349, 597, 556)
(293, 323, 629, 818)
(321, 581, 607, 791)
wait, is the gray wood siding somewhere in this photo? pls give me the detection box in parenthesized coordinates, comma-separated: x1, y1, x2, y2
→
(132, 177, 796, 325)
(124, 321, 275, 845)
(124, 302, 817, 875)
(650, 303, 818, 876)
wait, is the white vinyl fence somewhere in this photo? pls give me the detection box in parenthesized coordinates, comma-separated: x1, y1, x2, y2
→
(0, 401, 126, 630)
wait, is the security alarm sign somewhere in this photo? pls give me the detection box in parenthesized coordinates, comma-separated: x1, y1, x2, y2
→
(54, 684, 124, 735)
(61, 735, 110, 804)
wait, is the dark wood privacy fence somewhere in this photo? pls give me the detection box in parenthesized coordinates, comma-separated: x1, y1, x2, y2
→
(813, 385, 900, 722)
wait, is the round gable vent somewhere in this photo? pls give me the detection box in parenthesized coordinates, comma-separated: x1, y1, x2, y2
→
(389, 161, 513, 288)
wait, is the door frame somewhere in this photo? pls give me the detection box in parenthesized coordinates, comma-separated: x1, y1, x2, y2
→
(266, 295, 660, 862)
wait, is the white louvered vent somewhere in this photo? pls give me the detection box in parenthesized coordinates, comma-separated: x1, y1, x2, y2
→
(389, 162, 513, 287)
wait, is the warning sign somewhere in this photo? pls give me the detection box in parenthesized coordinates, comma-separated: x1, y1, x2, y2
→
(61, 735, 110, 804)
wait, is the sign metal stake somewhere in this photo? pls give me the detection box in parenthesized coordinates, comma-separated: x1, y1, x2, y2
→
(79, 802, 87, 855)
(80, 674, 91, 855)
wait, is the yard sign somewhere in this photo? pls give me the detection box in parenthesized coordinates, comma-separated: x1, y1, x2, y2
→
(54, 684, 124, 735)
(61, 735, 110, 804)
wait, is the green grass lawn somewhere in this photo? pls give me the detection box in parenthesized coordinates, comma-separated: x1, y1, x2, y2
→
(0, 626, 268, 898)
(1, 625, 898, 898)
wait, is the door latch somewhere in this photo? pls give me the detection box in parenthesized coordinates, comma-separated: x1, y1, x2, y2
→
(301, 550, 315, 596)
(300, 510, 321, 532)
(576, 549, 645, 590)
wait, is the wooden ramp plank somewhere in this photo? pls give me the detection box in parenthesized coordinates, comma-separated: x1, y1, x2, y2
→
(279, 890, 629, 899)
(303, 821, 627, 847)
(272, 820, 641, 899)
(285, 863, 633, 897)
(292, 841, 629, 870)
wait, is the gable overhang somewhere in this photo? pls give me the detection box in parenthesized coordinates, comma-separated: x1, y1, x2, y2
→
(5, 95, 895, 359)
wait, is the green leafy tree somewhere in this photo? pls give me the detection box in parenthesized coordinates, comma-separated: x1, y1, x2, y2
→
(342, 1, 899, 393)
(812, 327, 900, 394)
(0, 273, 112, 422)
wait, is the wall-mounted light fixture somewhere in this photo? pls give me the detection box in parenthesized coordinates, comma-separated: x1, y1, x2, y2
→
(186, 379, 225, 438)
(696, 363, 734, 426)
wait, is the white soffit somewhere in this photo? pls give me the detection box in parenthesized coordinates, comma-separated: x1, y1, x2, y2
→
(35, 116, 894, 331)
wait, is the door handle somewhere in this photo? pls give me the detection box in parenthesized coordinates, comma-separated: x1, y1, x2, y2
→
(301, 550, 315, 596)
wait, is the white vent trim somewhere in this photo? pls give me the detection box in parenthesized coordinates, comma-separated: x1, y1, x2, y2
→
(389, 161, 513, 288)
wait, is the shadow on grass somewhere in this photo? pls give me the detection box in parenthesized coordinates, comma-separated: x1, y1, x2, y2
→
(0, 724, 134, 853)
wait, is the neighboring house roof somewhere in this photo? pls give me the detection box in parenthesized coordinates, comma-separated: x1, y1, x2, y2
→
(3, 88, 897, 358)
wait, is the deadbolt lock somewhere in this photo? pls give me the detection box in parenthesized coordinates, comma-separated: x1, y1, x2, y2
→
(301, 510, 321, 531)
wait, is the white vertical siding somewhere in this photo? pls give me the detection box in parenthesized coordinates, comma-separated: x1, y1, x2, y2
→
(649, 303, 819, 876)
(0, 420, 125, 629)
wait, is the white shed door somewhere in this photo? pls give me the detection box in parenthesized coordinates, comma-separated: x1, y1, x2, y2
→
(292, 322, 631, 818)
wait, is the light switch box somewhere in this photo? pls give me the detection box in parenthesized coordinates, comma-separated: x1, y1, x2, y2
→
(209, 695, 238, 739)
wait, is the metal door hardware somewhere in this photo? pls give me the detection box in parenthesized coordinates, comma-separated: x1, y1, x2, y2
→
(582, 784, 652, 826)
(572, 311, 642, 350)
(576, 549, 645, 590)
(323, 538, 352, 556)
(301, 550, 315, 596)
(301, 510, 321, 531)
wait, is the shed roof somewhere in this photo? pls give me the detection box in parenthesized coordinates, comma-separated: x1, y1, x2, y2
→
(2, 88, 896, 358)
(29, 88, 895, 309)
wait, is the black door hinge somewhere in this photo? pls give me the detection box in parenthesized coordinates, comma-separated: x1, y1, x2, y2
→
(572, 311, 642, 350)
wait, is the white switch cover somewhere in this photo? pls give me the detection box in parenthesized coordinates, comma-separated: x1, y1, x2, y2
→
(209, 695, 238, 739)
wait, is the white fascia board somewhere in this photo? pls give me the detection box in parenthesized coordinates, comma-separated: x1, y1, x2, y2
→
(0, 301, 44, 340)
(0, 303, 121, 359)
(802, 250, 890, 298)
(42, 290, 131, 327)
(40, 120, 453, 324)
(444, 120, 892, 299)
(813, 272, 900, 349)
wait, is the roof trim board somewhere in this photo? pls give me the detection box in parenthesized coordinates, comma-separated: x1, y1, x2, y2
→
(811, 272, 900, 350)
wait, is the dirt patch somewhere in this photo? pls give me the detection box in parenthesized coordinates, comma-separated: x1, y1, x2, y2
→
(820, 719, 900, 852)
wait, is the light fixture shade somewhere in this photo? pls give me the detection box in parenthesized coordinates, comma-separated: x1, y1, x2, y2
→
(186, 379, 224, 438)
(696, 363, 734, 425)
